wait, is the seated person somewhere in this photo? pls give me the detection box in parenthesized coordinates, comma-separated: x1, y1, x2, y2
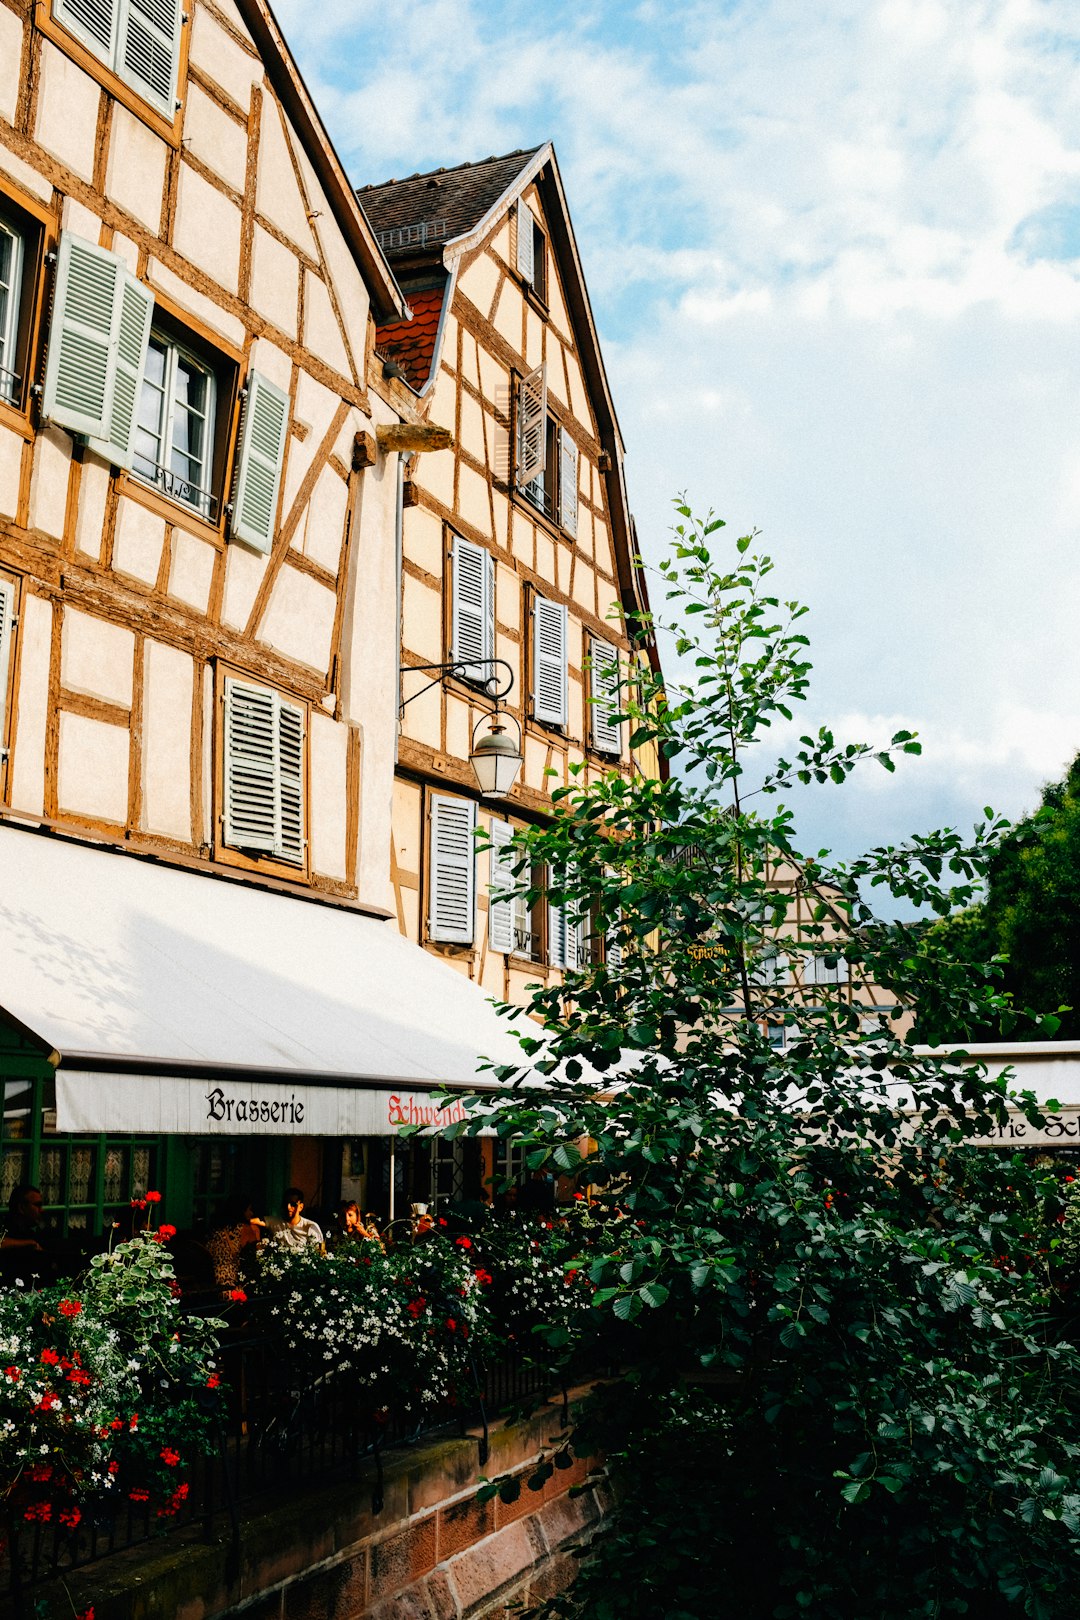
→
(276, 1187, 324, 1251)
(206, 1193, 265, 1293)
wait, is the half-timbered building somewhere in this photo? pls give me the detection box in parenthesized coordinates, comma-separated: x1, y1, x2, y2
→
(0, 0, 522, 1250)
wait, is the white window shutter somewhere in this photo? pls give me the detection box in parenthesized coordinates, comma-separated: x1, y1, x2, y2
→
(429, 795, 476, 944)
(118, 0, 183, 115)
(223, 678, 278, 856)
(516, 199, 535, 284)
(0, 578, 15, 754)
(231, 370, 289, 553)
(590, 639, 621, 755)
(276, 698, 305, 868)
(42, 233, 131, 441)
(516, 364, 546, 488)
(559, 428, 578, 535)
(451, 537, 495, 686)
(54, 0, 118, 60)
(487, 817, 514, 954)
(533, 596, 567, 726)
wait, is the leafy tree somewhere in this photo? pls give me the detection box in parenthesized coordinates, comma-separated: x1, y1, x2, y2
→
(457, 509, 1080, 1620)
(929, 756, 1080, 1041)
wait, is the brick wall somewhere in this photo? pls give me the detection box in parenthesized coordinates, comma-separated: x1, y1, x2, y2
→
(31, 1397, 608, 1620)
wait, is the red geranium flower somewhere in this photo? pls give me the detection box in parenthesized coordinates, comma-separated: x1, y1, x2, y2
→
(58, 1299, 82, 1318)
(406, 1297, 426, 1318)
(160, 1448, 180, 1467)
(454, 1236, 472, 1249)
(23, 1502, 51, 1523)
(156, 1225, 177, 1242)
(144, 1190, 162, 1203)
(58, 1505, 81, 1529)
(40, 1348, 60, 1366)
(446, 1318, 457, 1332)
(129, 1488, 149, 1502)
(228, 1289, 247, 1304)
(4, 1367, 19, 1381)
(206, 1373, 221, 1390)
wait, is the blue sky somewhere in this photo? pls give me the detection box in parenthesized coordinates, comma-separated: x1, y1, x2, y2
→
(276, 0, 1080, 863)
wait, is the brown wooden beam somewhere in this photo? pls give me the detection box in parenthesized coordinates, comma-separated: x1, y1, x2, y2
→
(376, 423, 454, 455)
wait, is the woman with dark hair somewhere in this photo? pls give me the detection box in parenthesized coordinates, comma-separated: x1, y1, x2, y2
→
(206, 1193, 264, 1294)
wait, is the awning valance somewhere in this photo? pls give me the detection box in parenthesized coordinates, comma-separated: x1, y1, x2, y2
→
(0, 824, 528, 1133)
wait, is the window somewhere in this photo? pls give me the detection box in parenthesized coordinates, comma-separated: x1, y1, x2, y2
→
(450, 535, 495, 688)
(516, 364, 579, 534)
(52, 0, 184, 120)
(589, 638, 621, 755)
(489, 820, 544, 962)
(548, 877, 583, 970)
(516, 198, 547, 303)
(43, 233, 287, 545)
(133, 330, 219, 519)
(802, 952, 849, 987)
(531, 593, 568, 727)
(221, 676, 306, 869)
(0, 575, 16, 771)
(0, 213, 27, 409)
(429, 794, 476, 944)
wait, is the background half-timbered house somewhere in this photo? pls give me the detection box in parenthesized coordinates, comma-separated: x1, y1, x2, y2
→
(360, 145, 662, 1205)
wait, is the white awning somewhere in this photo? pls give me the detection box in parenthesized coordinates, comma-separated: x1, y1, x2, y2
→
(0, 824, 530, 1133)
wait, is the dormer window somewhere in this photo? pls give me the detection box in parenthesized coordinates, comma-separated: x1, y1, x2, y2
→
(516, 199, 547, 303)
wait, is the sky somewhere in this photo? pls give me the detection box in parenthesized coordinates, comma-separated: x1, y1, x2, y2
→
(274, 0, 1080, 865)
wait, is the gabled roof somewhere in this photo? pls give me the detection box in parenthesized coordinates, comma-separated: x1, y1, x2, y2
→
(358, 148, 543, 264)
(234, 0, 406, 324)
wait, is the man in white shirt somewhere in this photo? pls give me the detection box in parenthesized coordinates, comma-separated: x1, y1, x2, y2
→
(276, 1187, 324, 1251)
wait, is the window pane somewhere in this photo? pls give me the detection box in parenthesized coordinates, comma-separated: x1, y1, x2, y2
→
(2, 1078, 33, 1140)
(1, 1147, 28, 1208)
(103, 1145, 127, 1204)
(68, 1145, 94, 1205)
(38, 1145, 64, 1208)
(134, 340, 167, 479)
(0, 221, 21, 404)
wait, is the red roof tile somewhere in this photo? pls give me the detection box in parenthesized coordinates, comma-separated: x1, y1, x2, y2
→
(375, 285, 446, 391)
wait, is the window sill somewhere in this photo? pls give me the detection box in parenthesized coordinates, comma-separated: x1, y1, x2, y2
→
(116, 471, 226, 548)
(511, 485, 574, 545)
(214, 842, 311, 885)
(0, 398, 34, 443)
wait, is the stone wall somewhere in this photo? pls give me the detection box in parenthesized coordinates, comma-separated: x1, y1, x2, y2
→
(22, 1397, 607, 1620)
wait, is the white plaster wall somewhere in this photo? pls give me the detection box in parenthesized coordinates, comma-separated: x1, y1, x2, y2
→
(147, 258, 246, 349)
(295, 146, 368, 376)
(74, 456, 111, 561)
(403, 506, 443, 580)
(182, 83, 248, 193)
(303, 273, 349, 375)
(173, 166, 242, 294)
(58, 712, 129, 823)
(168, 530, 215, 614)
(188, 7, 262, 111)
(457, 464, 490, 537)
(0, 8, 22, 125)
(8, 592, 51, 816)
(257, 567, 335, 671)
(296, 465, 347, 573)
(61, 610, 134, 708)
(249, 336, 292, 393)
(250, 225, 298, 338)
(458, 254, 500, 321)
(112, 499, 165, 586)
(34, 42, 99, 183)
(490, 284, 522, 352)
(254, 101, 317, 257)
(28, 428, 71, 540)
(282, 373, 340, 512)
(402, 574, 441, 663)
(60, 195, 102, 243)
(142, 641, 192, 839)
(0, 427, 23, 523)
(105, 107, 167, 234)
(308, 712, 347, 881)
(0, 149, 52, 205)
(220, 543, 265, 631)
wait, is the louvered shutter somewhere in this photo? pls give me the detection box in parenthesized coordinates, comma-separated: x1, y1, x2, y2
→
(429, 795, 476, 944)
(533, 596, 567, 726)
(223, 678, 277, 856)
(43, 233, 149, 444)
(590, 639, 621, 755)
(230, 370, 289, 553)
(118, 0, 182, 115)
(548, 869, 583, 970)
(559, 428, 578, 535)
(276, 697, 305, 867)
(451, 537, 494, 686)
(53, 0, 118, 60)
(516, 364, 546, 488)
(0, 579, 14, 759)
(86, 272, 154, 470)
(487, 817, 514, 954)
(516, 199, 535, 284)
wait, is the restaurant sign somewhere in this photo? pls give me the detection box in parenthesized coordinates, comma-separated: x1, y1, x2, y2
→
(55, 1071, 470, 1137)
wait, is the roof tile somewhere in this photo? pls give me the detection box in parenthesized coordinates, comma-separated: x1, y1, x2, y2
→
(359, 148, 543, 261)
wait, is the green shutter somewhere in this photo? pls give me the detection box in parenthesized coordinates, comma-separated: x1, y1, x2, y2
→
(230, 370, 289, 554)
(223, 678, 277, 856)
(53, 0, 118, 61)
(43, 233, 134, 442)
(86, 272, 154, 471)
(118, 0, 182, 116)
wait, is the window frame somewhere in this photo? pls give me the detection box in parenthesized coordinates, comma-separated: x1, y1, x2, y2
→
(132, 327, 221, 523)
(44, 0, 189, 146)
(514, 373, 579, 538)
(0, 188, 49, 431)
(215, 666, 310, 882)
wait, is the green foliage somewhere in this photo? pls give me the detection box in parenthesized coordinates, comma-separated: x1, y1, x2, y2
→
(928, 755, 1080, 1041)
(460, 510, 1080, 1620)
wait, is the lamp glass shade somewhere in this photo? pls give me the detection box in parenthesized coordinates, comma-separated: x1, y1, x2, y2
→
(470, 724, 522, 797)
